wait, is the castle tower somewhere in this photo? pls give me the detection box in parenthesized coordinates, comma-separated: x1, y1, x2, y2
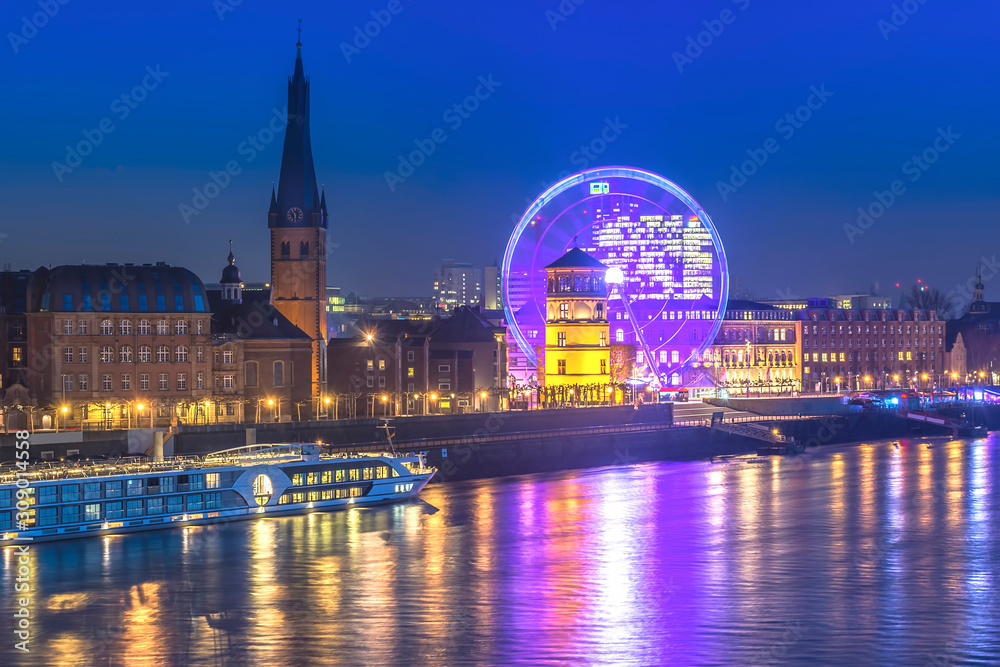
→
(543, 247, 610, 389)
(269, 32, 328, 400)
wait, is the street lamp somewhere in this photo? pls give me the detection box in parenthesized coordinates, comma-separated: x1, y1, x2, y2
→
(57, 405, 67, 433)
(381, 394, 388, 416)
(267, 398, 276, 422)
(834, 376, 841, 393)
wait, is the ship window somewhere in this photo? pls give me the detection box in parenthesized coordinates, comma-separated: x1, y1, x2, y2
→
(188, 475, 203, 491)
(60, 485, 80, 503)
(105, 502, 123, 520)
(83, 483, 102, 501)
(167, 497, 183, 513)
(61, 505, 80, 524)
(350, 487, 363, 498)
(363, 467, 374, 480)
(126, 500, 144, 517)
(321, 490, 334, 500)
(84, 504, 101, 522)
(376, 466, 389, 479)
(38, 507, 58, 526)
(306, 472, 318, 485)
(336, 470, 346, 483)
(278, 494, 290, 505)
(321, 471, 332, 484)
(38, 486, 57, 504)
(292, 493, 304, 504)
(160, 477, 175, 492)
(252, 474, 273, 506)
(126, 479, 144, 496)
(0, 490, 10, 508)
(307, 492, 319, 502)
(336, 489, 348, 499)
(187, 495, 203, 511)
(206, 473, 220, 489)
(147, 498, 164, 515)
(206, 493, 221, 510)
(291, 474, 303, 487)
(349, 469, 359, 481)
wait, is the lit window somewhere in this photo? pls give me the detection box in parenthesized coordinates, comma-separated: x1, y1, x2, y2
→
(557, 332, 566, 347)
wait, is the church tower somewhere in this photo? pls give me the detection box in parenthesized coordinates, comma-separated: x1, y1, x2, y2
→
(269, 29, 328, 402)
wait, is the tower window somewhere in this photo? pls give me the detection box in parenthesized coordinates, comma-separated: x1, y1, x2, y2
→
(281, 241, 290, 257)
(300, 241, 309, 257)
(557, 332, 566, 347)
(557, 359, 566, 375)
(559, 303, 569, 319)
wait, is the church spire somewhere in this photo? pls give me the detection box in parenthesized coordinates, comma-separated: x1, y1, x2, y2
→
(271, 25, 323, 229)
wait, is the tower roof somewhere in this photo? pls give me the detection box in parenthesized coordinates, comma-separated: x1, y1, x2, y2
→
(545, 247, 608, 270)
(221, 240, 241, 284)
(271, 31, 324, 229)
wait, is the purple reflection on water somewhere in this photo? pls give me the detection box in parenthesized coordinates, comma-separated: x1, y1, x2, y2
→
(2, 436, 999, 665)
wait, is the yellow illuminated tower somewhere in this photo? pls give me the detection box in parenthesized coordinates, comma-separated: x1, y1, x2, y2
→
(543, 247, 610, 388)
(269, 34, 328, 403)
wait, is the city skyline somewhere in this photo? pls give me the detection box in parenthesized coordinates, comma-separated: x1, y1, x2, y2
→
(1, 1, 998, 300)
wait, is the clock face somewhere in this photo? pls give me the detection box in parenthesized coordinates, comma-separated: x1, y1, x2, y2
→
(286, 207, 304, 222)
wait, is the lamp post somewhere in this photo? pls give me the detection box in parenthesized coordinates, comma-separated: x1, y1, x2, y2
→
(57, 405, 67, 433)
(381, 394, 388, 416)
(267, 398, 276, 422)
(323, 396, 331, 420)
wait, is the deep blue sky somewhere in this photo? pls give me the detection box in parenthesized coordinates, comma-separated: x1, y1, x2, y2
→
(1, 0, 998, 301)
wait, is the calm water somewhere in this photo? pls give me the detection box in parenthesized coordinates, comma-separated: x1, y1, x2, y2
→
(2, 435, 999, 666)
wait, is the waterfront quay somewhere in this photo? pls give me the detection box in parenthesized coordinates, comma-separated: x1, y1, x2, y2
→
(3, 398, 976, 483)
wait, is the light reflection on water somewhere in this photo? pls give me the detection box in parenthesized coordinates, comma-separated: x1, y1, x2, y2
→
(2, 435, 1000, 666)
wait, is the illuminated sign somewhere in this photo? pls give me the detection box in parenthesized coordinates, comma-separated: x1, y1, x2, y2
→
(590, 182, 610, 194)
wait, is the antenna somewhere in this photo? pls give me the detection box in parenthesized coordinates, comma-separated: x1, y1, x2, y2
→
(296, 18, 302, 47)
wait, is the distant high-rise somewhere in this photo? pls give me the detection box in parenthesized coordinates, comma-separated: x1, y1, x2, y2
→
(484, 263, 502, 310)
(433, 260, 481, 311)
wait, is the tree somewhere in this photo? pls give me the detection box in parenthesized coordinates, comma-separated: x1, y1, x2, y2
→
(609, 344, 637, 385)
(903, 285, 954, 319)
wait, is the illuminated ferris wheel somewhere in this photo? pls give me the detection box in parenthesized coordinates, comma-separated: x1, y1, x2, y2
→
(502, 166, 729, 387)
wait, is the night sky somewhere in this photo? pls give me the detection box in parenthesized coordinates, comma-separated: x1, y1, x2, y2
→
(1, 0, 997, 301)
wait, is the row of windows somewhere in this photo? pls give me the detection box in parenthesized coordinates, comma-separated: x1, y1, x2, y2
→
(807, 351, 935, 363)
(62, 319, 205, 336)
(290, 466, 391, 486)
(805, 338, 942, 350)
(804, 324, 943, 336)
(277, 488, 363, 504)
(13, 474, 222, 506)
(64, 345, 205, 364)
(62, 372, 202, 392)
(59, 287, 206, 313)
(20, 493, 224, 528)
(722, 328, 791, 342)
(554, 359, 608, 375)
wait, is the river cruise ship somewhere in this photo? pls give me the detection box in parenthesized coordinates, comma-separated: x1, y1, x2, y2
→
(0, 444, 435, 543)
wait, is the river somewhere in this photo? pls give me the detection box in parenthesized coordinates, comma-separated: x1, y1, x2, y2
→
(2, 435, 999, 665)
